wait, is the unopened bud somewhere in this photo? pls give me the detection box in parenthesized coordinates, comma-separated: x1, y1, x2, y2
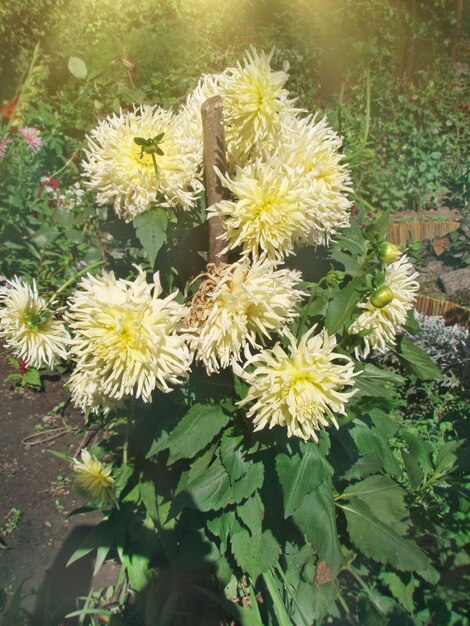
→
(370, 286, 393, 308)
(379, 242, 401, 264)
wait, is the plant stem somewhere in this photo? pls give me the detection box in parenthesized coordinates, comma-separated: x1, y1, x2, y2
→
(262, 570, 292, 626)
(363, 66, 371, 146)
(4, 42, 41, 134)
(46, 260, 105, 309)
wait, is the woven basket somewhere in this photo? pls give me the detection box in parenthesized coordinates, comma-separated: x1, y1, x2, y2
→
(415, 295, 470, 329)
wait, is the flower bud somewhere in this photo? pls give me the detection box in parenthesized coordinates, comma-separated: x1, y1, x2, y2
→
(370, 286, 393, 308)
(379, 242, 401, 264)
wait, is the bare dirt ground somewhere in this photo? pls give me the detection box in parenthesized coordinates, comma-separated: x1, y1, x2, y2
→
(0, 350, 113, 625)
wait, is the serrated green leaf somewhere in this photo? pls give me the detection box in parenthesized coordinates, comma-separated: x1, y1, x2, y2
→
(342, 475, 409, 534)
(342, 498, 429, 571)
(231, 461, 264, 504)
(231, 528, 281, 583)
(167, 403, 230, 464)
(178, 457, 231, 512)
(68, 56, 88, 79)
(207, 510, 236, 544)
(292, 483, 343, 574)
(276, 443, 330, 518)
(325, 276, 363, 333)
(220, 428, 249, 483)
(435, 440, 462, 476)
(402, 449, 423, 489)
(401, 431, 433, 480)
(397, 336, 442, 381)
(133, 208, 168, 267)
(351, 422, 401, 475)
(355, 363, 405, 398)
(380, 572, 415, 613)
(237, 493, 264, 535)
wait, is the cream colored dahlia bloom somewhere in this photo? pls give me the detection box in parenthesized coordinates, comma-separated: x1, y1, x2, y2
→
(68, 366, 119, 415)
(348, 255, 420, 358)
(73, 449, 114, 504)
(187, 259, 305, 374)
(209, 159, 319, 260)
(237, 327, 357, 441)
(83, 105, 203, 220)
(275, 113, 352, 245)
(0, 277, 68, 368)
(66, 268, 191, 404)
(222, 48, 293, 165)
(178, 72, 225, 158)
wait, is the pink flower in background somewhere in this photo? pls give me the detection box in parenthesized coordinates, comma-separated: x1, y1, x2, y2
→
(20, 127, 42, 153)
(0, 134, 12, 160)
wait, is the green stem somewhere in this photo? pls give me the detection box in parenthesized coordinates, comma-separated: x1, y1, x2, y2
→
(363, 66, 371, 146)
(48, 152, 78, 179)
(4, 42, 41, 134)
(275, 563, 310, 626)
(262, 570, 292, 626)
(46, 260, 105, 309)
(343, 567, 385, 617)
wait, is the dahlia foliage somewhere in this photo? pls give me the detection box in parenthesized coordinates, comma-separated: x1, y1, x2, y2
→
(0, 49, 439, 623)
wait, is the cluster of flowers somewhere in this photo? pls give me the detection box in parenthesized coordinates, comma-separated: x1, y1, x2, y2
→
(0, 50, 419, 452)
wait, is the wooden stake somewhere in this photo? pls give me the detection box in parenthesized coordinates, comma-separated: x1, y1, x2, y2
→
(201, 95, 229, 266)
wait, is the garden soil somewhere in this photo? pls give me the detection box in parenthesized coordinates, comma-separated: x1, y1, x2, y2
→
(0, 350, 117, 625)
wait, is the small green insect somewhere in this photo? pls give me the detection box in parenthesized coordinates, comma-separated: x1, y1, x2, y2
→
(134, 132, 165, 159)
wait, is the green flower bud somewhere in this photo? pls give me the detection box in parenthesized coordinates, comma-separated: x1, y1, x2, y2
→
(379, 242, 401, 264)
(370, 285, 393, 308)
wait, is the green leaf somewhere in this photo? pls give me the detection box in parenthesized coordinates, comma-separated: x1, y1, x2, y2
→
(355, 363, 405, 398)
(68, 56, 88, 79)
(350, 422, 401, 476)
(342, 475, 409, 534)
(30, 226, 58, 247)
(167, 404, 230, 464)
(292, 483, 343, 574)
(220, 428, 249, 483)
(325, 276, 363, 334)
(23, 368, 41, 388)
(401, 431, 433, 481)
(237, 493, 264, 536)
(435, 440, 462, 476)
(380, 572, 415, 613)
(231, 528, 281, 583)
(397, 336, 442, 381)
(276, 443, 330, 518)
(402, 449, 424, 489)
(342, 499, 429, 571)
(178, 457, 231, 512)
(231, 461, 264, 504)
(133, 208, 168, 267)
(207, 510, 236, 544)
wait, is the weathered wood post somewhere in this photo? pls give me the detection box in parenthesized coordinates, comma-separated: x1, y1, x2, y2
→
(201, 96, 229, 267)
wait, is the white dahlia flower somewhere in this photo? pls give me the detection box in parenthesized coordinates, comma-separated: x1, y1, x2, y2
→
(209, 158, 320, 260)
(73, 449, 114, 504)
(275, 113, 352, 245)
(222, 48, 294, 165)
(66, 268, 191, 404)
(0, 277, 69, 368)
(348, 255, 420, 358)
(236, 327, 357, 441)
(187, 258, 305, 374)
(82, 105, 203, 220)
(68, 366, 120, 415)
